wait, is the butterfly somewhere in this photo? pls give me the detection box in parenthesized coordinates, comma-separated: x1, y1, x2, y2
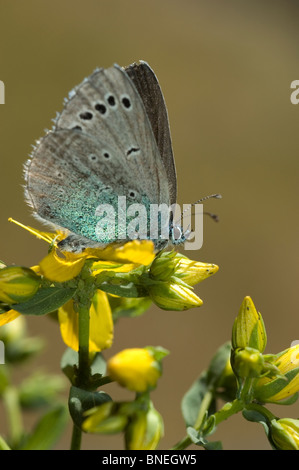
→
(24, 61, 188, 253)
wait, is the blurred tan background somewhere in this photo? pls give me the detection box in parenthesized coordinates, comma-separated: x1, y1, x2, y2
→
(1, 0, 299, 450)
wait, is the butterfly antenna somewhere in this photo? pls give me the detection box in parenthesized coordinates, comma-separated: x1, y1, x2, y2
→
(179, 193, 222, 222)
(203, 211, 220, 222)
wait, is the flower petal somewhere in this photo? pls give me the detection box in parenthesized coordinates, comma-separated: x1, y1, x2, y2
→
(89, 290, 114, 352)
(58, 290, 113, 352)
(85, 240, 155, 265)
(39, 250, 86, 282)
(0, 309, 21, 327)
(91, 261, 138, 276)
(175, 256, 219, 286)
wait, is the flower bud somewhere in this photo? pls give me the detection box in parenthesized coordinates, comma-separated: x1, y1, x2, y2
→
(149, 252, 177, 281)
(0, 266, 41, 304)
(174, 254, 219, 286)
(231, 347, 265, 378)
(148, 281, 203, 311)
(271, 418, 299, 450)
(254, 344, 299, 403)
(82, 402, 128, 434)
(125, 403, 164, 450)
(107, 348, 161, 393)
(232, 296, 267, 352)
(150, 252, 219, 286)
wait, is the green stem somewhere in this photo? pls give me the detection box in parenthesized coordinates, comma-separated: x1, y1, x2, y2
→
(70, 423, 82, 451)
(237, 377, 254, 403)
(245, 402, 277, 422)
(194, 390, 213, 429)
(210, 399, 244, 427)
(77, 304, 91, 388)
(171, 398, 244, 450)
(70, 301, 91, 450)
(171, 389, 214, 450)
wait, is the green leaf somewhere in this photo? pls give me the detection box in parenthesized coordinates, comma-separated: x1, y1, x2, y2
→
(146, 346, 170, 362)
(242, 408, 268, 424)
(202, 413, 217, 436)
(186, 427, 222, 449)
(186, 426, 201, 444)
(20, 405, 68, 450)
(203, 440, 223, 450)
(89, 353, 108, 389)
(99, 280, 146, 298)
(69, 385, 112, 428)
(61, 347, 78, 384)
(61, 349, 107, 387)
(12, 287, 76, 316)
(181, 371, 211, 427)
(108, 295, 152, 321)
(254, 367, 299, 402)
(91, 352, 106, 377)
(206, 341, 232, 386)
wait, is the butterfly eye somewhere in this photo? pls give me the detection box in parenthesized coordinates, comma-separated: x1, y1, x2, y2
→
(72, 125, 82, 131)
(88, 154, 98, 162)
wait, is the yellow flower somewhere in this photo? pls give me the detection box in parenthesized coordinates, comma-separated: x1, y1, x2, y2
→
(5, 219, 218, 353)
(9, 218, 155, 283)
(254, 344, 299, 403)
(107, 348, 162, 393)
(58, 290, 113, 352)
(39, 241, 155, 282)
(4, 219, 156, 352)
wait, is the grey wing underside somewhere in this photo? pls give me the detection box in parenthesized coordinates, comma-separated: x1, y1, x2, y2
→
(24, 64, 170, 251)
(124, 61, 177, 206)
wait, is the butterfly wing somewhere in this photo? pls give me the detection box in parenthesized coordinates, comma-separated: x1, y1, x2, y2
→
(124, 61, 177, 206)
(25, 64, 171, 250)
